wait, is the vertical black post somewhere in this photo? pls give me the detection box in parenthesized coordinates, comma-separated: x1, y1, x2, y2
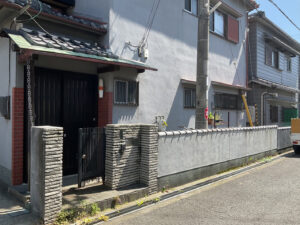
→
(78, 128, 83, 188)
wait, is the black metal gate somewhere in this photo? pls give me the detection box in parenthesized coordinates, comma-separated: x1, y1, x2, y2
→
(78, 127, 106, 188)
(30, 67, 98, 176)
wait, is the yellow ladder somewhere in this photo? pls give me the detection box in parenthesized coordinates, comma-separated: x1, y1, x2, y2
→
(241, 94, 254, 127)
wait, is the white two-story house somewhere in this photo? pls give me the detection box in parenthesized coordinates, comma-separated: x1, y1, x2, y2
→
(0, 0, 256, 186)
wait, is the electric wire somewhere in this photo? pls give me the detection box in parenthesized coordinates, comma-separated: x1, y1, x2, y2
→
(13, 0, 52, 36)
(127, 0, 161, 49)
(140, 0, 157, 46)
(16, 0, 43, 23)
(143, 0, 161, 47)
(24, 10, 52, 36)
(267, 0, 300, 31)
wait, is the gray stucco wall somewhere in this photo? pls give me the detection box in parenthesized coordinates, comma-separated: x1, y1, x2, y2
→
(277, 127, 291, 150)
(158, 126, 278, 178)
(0, 37, 16, 179)
(92, 0, 250, 130)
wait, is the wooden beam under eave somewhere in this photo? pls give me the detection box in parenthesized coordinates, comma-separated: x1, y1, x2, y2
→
(137, 69, 145, 74)
(18, 50, 33, 63)
(97, 65, 120, 74)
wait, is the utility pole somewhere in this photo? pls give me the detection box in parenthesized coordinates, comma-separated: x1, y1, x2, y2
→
(195, 0, 221, 129)
(195, 0, 210, 129)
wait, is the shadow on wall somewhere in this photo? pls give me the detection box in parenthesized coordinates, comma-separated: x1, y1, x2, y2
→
(210, 35, 246, 87)
(109, 0, 198, 53)
(166, 82, 195, 130)
(113, 105, 138, 124)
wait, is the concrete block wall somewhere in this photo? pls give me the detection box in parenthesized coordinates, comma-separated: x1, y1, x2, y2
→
(158, 126, 278, 178)
(105, 124, 158, 193)
(31, 126, 63, 225)
(277, 127, 291, 150)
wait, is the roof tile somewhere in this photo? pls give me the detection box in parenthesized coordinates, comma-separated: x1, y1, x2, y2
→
(19, 28, 119, 59)
(6, 0, 107, 32)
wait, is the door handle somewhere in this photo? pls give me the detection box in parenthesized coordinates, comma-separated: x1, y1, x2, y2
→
(82, 154, 86, 159)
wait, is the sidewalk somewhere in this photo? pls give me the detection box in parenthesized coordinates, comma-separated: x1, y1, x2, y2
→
(0, 188, 39, 225)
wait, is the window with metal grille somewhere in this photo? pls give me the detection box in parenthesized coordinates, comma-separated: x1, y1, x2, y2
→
(214, 93, 238, 110)
(270, 105, 278, 123)
(184, 88, 196, 108)
(185, 0, 198, 15)
(114, 80, 138, 105)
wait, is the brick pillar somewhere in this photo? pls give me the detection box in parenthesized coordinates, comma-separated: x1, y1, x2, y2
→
(140, 125, 159, 194)
(12, 87, 24, 185)
(30, 126, 63, 225)
(98, 92, 113, 127)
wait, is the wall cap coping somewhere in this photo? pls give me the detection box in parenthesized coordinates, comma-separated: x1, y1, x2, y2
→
(106, 124, 157, 127)
(278, 126, 291, 130)
(32, 126, 63, 130)
(158, 125, 278, 137)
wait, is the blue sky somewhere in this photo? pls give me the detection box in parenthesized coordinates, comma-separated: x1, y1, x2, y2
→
(254, 0, 300, 42)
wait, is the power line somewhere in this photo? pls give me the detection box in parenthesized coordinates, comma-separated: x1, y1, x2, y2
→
(127, 0, 161, 49)
(25, 10, 52, 36)
(143, 0, 161, 47)
(16, 0, 42, 23)
(267, 0, 300, 31)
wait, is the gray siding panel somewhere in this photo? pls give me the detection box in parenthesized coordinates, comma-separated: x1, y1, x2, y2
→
(248, 22, 257, 79)
(255, 24, 299, 89)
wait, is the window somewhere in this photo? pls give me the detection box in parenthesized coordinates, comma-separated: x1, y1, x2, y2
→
(287, 56, 292, 72)
(214, 93, 239, 110)
(184, 88, 196, 108)
(114, 80, 138, 105)
(265, 44, 279, 69)
(270, 105, 278, 123)
(210, 11, 226, 37)
(210, 10, 239, 43)
(214, 11, 225, 36)
(272, 51, 279, 68)
(185, 0, 198, 15)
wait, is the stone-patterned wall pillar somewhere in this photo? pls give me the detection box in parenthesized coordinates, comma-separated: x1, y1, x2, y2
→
(105, 124, 141, 189)
(140, 125, 158, 194)
(31, 126, 63, 225)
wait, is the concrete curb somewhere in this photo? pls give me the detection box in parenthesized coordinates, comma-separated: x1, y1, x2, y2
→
(89, 149, 292, 225)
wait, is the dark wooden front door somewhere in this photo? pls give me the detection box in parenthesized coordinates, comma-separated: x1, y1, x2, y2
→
(33, 67, 98, 175)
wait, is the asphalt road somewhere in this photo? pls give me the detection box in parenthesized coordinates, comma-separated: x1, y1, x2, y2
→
(105, 152, 300, 225)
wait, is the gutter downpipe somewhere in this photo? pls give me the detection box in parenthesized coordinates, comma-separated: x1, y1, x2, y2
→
(261, 92, 268, 125)
(261, 91, 278, 125)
